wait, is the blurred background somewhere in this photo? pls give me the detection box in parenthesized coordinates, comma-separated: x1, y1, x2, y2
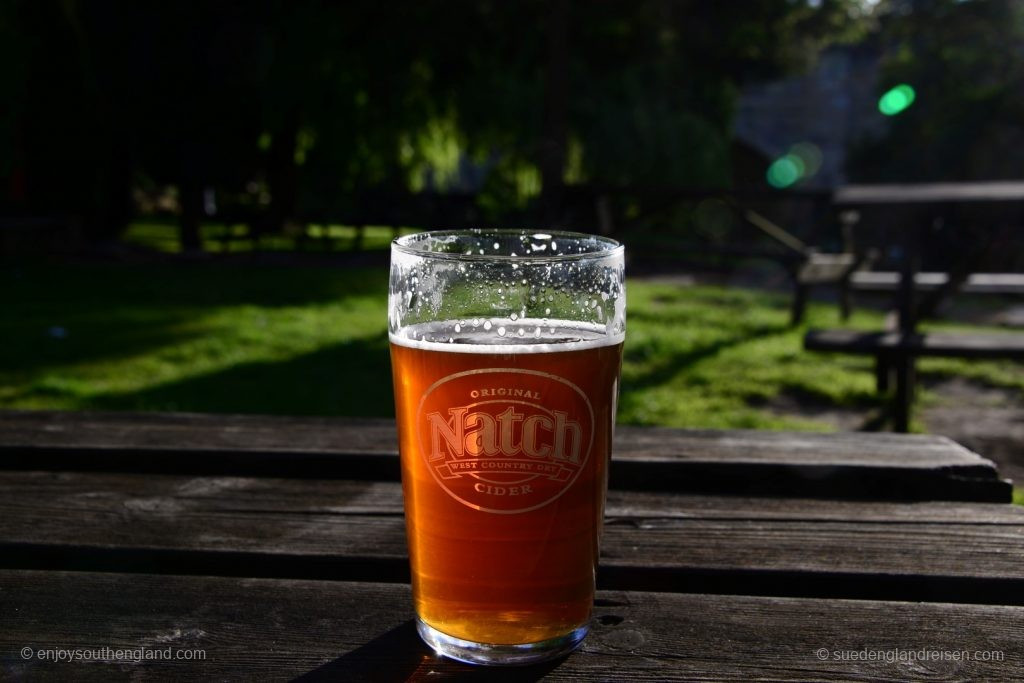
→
(2, 0, 1023, 491)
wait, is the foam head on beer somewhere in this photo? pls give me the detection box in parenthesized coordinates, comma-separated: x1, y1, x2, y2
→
(389, 230, 624, 665)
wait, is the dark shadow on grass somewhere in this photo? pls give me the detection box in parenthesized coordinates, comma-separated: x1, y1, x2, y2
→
(86, 333, 395, 417)
(0, 314, 204, 378)
(0, 263, 389, 376)
(769, 384, 884, 411)
(749, 385, 887, 431)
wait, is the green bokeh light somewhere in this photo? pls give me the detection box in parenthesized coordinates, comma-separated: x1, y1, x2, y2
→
(766, 154, 805, 188)
(879, 84, 916, 116)
(790, 142, 822, 176)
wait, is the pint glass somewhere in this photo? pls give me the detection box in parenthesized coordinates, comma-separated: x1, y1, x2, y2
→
(388, 230, 625, 665)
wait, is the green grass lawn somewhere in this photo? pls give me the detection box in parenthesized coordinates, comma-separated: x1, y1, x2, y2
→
(4, 259, 1023, 432)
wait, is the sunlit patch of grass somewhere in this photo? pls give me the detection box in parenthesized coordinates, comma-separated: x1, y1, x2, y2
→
(617, 282, 889, 430)
(0, 264, 391, 415)
(2, 264, 1021, 433)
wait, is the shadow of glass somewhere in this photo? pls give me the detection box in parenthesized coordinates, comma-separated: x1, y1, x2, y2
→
(294, 620, 569, 682)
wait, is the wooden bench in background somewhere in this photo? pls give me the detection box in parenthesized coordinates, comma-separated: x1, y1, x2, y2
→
(805, 328, 1024, 432)
(849, 271, 1024, 295)
(743, 209, 876, 326)
(810, 182, 1024, 432)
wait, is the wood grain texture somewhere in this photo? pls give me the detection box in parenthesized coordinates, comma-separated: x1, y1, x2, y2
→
(0, 410, 1009, 501)
(834, 181, 1024, 205)
(0, 410, 987, 465)
(1, 471, 1022, 604)
(1, 570, 1020, 681)
(850, 271, 1024, 294)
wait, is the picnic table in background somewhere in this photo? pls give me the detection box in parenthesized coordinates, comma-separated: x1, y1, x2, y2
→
(1, 410, 1022, 680)
(806, 181, 1024, 432)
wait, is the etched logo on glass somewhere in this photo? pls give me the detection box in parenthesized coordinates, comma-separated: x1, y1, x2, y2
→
(416, 368, 594, 513)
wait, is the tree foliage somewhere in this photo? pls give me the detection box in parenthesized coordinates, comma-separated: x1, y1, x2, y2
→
(850, 0, 1024, 181)
(1, 0, 871, 244)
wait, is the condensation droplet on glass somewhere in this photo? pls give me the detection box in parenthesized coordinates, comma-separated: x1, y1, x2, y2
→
(517, 327, 525, 337)
(472, 318, 480, 327)
(534, 327, 541, 338)
(483, 320, 492, 330)
(511, 263, 518, 270)
(601, 291, 609, 301)
(544, 307, 551, 315)
(551, 241, 558, 250)
(510, 312, 518, 321)
(493, 242, 500, 250)
(454, 323, 462, 333)
(497, 326, 506, 336)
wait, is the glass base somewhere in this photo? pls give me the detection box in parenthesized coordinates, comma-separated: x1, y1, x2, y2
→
(416, 618, 589, 666)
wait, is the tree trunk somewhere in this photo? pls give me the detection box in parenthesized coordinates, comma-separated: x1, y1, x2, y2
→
(538, 0, 569, 225)
(179, 146, 203, 252)
(267, 111, 300, 236)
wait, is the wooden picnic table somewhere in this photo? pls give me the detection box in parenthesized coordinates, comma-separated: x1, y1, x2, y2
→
(1, 410, 1022, 680)
(805, 182, 1024, 432)
(833, 182, 1024, 334)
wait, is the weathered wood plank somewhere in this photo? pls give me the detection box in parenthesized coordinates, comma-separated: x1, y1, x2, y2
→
(1, 570, 1020, 681)
(850, 271, 1024, 294)
(0, 410, 1009, 501)
(608, 426, 1010, 501)
(835, 181, 1024, 205)
(0, 410, 987, 465)
(1, 472, 1022, 604)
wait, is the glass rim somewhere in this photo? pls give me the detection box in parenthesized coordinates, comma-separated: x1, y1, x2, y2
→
(391, 229, 623, 263)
